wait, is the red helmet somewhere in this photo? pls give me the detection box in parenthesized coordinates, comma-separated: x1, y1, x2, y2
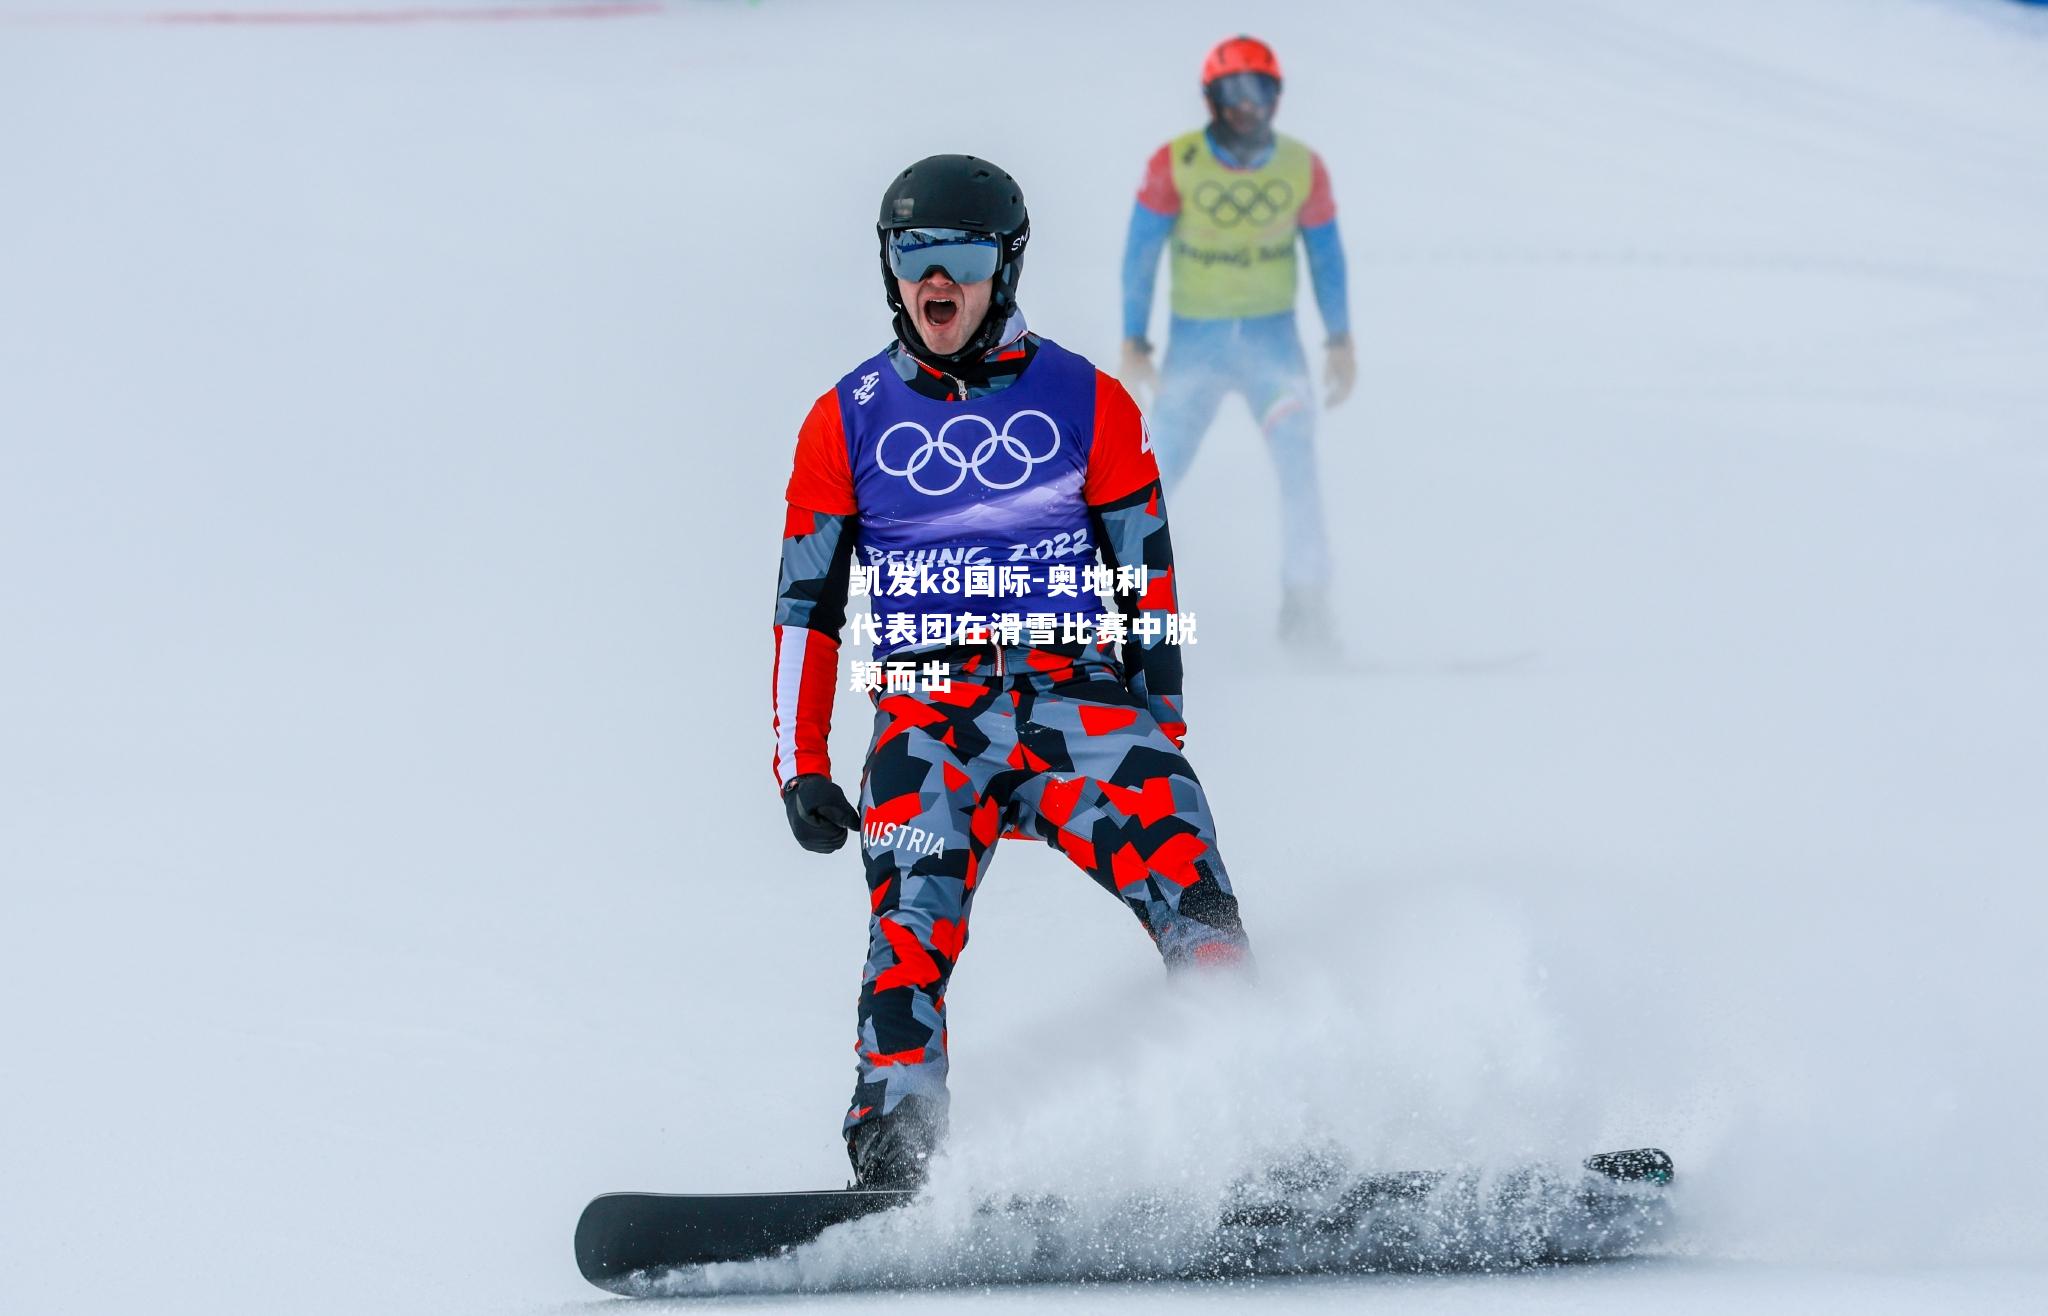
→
(1201, 35, 1283, 88)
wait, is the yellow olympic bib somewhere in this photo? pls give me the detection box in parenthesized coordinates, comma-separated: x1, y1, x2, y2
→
(1167, 129, 1313, 321)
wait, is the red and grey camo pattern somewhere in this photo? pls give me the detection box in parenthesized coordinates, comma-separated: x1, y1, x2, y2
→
(844, 650, 1249, 1136)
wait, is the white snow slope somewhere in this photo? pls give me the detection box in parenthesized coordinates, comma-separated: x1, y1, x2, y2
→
(3, 0, 2046, 1312)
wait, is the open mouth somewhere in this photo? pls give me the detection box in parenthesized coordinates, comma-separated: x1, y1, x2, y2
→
(922, 297, 958, 330)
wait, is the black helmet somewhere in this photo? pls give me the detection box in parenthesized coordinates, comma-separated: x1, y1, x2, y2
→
(876, 154, 1031, 366)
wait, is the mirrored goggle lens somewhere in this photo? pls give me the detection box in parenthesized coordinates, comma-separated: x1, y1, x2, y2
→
(1210, 71, 1279, 108)
(887, 229, 1001, 284)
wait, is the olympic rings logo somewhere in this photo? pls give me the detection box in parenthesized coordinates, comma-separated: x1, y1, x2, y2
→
(875, 410, 1063, 496)
(1192, 178, 1294, 227)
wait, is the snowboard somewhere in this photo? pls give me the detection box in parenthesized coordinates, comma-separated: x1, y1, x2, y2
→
(574, 1147, 1673, 1293)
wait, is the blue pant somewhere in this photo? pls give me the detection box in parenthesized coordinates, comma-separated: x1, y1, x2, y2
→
(1151, 313, 1330, 590)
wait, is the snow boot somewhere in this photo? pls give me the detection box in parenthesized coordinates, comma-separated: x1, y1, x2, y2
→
(847, 1096, 946, 1190)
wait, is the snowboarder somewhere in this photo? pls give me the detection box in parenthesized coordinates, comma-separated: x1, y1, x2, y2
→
(1120, 35, 1355, 652)
(771, 154, 1254, 1191)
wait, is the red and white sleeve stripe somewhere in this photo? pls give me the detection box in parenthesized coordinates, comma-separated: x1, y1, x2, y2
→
(771, 623, 841, 787)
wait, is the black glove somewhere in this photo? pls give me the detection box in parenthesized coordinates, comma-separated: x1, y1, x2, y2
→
(782, 774, 860, 854)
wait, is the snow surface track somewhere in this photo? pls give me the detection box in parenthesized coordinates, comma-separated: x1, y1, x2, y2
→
(3, 0, 2045, 1312)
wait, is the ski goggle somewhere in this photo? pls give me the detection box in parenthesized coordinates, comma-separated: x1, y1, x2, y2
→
(885, 228, 1002, 285)
(1207, 70, 1280, 109)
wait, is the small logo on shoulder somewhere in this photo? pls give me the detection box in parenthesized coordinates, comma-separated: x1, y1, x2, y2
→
(854, 371, 880, 405)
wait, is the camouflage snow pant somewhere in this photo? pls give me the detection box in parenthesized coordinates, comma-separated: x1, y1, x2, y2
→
(845, 647, 1251, 1140)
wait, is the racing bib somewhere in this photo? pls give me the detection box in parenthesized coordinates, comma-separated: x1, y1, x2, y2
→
(834, 339, 1106, 658)
(1167, 129, 1314, 321)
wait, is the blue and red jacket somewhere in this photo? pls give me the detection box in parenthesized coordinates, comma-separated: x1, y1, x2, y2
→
(772, 328, 1183, 787)
(1122, 126, 1349, 343)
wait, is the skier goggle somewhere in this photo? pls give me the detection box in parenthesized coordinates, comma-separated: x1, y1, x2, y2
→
(1208, 71, 1280, 108)
(886, 228, 1002, 285)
